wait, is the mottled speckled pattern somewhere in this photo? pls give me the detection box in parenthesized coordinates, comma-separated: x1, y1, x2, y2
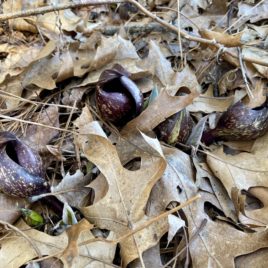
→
(0, 132, 49, 197)
(96, 65, 144, 125)
(155, 109, 194, 145)
(203, 101, 268, 144)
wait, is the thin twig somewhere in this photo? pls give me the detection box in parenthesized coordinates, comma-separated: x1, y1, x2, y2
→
(80, 195, 201, 246)
(0, 90, 79, 110)
(0, 114, 76, 134)
(177, 0, 184, 68)
(27, 196, 200, 266)
(0, 0, 123, 21)
(238, 47, 254, 99)
(127, 0, 217, 45)
(0, 220, 42, 258)
(101, 22, 168, 35)
(163, 219, 207, 268)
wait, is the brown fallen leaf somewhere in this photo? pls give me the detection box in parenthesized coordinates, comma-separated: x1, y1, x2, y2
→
(130, 244, 163, 268)
(188, 191, 268, 267)
(207, 131, 268, 225)
(0, 43, 43, 84)
(76, 108, 168, 266)
(138, 40, 174, 86)
(80, 35, 146, 86)
(246, 79, 267, 108)
(238, 1, 268, 25)
(207, 133, 268, 195)
(51, 170, 92, 207)
(193, 158, 237, 221)
(22, 50, 74, 89)
(218, 68, 244, 95)
(187, 95, 235, 113)
(160, 146, 268, 267)
(0, 219, 116, 268)
(122, 87, 199, 134)
(22, 106, 59, 149)
(244, 187, 268, 226)
(235, 247, 268, 268)
(61, 219, 94, 267)
(242, 47, 268, 79)
(3, 0, 83, 37)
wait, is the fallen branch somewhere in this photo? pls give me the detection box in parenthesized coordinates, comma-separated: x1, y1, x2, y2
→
(80, 194, 201, 246)
(0, 0, 123, 21)
(101, 22, 168, 35)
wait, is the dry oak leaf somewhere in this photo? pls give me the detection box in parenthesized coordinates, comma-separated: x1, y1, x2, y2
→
(159, 147, 268, 267)
(78, 117, 167, 266)
(187, 191, 268, 268)
(80, 35, 146, 86)
(242, 47, 268, 79)
(0, 43, 43, 84)
(122, 87, 199, 135)
(52, 170, 92, 208)
(3, 0, 83, 37)
(207, 131, 268, 195)
(0, 219, 116, 268)
(138, 40, 174, 86)
(22, 106, 59, 150)
(207, 131, 268, 225)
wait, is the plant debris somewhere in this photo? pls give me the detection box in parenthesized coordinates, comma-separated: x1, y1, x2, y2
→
(0, 0, 268, 267)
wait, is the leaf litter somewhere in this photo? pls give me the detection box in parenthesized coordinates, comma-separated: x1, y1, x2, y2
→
(0, 0, 268, 267)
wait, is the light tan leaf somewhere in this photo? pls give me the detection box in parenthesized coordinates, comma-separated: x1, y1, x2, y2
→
(0, 77, 24, 109)
(0, 219, 116, 268)
(207, 132, 268, 225)
(235, 248, 268, 268)
(244, 187, 268, 225)
(3, 0, 83, 36)
(80, 35, 146, 85)
(167, 215, 185, 244)
(238, 1, 268, 24)
(22, 106, 59, 149)
(52, 170, 91, 208)
(76, 110, 167, 266)
(218, 68, 244, 95)
(22, 50, 73, 89)
(0, 43, 42, 84)
(61, 219, 94, 267)
(139, 40, 174, 86)
(172, 64, 202, 95)
(242, 47, 268, 78)
(188, 95, 235, 113)
(160, 146, 268, 267)
(246, 79, 267, 108)
(207, 133, 268, 196)
(122, 87, 199, 134)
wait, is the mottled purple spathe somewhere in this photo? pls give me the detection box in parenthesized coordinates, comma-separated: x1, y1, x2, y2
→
(96, 64, 144, 125)
(202, 101, 268, 144)
(0, 132, 49, 198)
